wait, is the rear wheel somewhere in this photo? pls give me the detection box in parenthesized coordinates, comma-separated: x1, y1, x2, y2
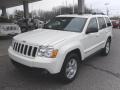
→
(101, 39, 111, 56)
(59, 53, 80, 83)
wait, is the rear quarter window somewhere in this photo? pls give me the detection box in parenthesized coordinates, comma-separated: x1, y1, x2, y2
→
(98, 17, 106, 29)
(105, 17, 112, 27)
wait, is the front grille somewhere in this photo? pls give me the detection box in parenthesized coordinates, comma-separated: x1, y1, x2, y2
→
(12, 41, 38, 57)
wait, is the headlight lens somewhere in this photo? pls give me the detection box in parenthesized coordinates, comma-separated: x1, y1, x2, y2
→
(37, 46, 58, 58)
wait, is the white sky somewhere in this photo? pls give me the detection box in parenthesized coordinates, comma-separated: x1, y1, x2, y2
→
(2, 0, 120, 16)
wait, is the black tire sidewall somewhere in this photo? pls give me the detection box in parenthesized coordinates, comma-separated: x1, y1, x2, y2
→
(102, 39, 111, 56)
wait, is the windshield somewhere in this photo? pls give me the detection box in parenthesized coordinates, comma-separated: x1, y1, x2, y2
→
(43, 17, 87, 32)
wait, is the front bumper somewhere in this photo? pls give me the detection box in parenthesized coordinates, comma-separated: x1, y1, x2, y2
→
(8, 47, 62, 74)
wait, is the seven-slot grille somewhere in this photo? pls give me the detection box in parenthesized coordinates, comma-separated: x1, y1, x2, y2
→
(12, 41, 38, 57)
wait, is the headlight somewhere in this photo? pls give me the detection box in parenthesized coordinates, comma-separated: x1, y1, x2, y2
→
(37, 46, 58, 58)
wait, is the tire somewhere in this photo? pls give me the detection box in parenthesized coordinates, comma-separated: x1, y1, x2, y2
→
(101, 39, 111, 56)
(59, 53, 80, 83)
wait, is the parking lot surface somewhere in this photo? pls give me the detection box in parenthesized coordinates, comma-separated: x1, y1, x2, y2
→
(0, 29, 120, 90)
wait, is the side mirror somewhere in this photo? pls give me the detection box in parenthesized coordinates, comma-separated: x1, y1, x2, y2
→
(86, 28, 98, 34)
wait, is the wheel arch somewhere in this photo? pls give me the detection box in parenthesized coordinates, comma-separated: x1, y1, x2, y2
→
(108, 36, 112, 42)
(65, 48, 82, 62)
(59, 48, 82, 73)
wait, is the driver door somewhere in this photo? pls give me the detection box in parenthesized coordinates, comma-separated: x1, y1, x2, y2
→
(82, 18, 99, 57)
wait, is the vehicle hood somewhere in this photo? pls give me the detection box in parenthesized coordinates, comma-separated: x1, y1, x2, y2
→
(14, 29, 80, 46)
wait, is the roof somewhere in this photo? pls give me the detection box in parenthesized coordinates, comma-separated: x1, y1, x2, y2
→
(57, 14, 108, 18)
(0, 0, 41, 8)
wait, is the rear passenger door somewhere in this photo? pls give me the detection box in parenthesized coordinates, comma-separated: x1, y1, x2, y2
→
(97, 17, 107, 48)
(105, 17, 112, 33)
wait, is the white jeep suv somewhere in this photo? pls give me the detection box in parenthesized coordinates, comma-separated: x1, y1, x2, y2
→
(8, 14, 112, 83)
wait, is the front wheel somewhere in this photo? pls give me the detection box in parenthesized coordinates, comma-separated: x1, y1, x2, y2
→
(59, 53, 80, 83)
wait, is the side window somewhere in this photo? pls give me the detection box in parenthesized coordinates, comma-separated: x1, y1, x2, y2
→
(105, 17, 112, 27)
(98, 17, 106, 29)
(86, 18, 98, 34)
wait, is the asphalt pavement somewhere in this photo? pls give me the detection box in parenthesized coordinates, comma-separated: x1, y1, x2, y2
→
(0, 29, 120, 90)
